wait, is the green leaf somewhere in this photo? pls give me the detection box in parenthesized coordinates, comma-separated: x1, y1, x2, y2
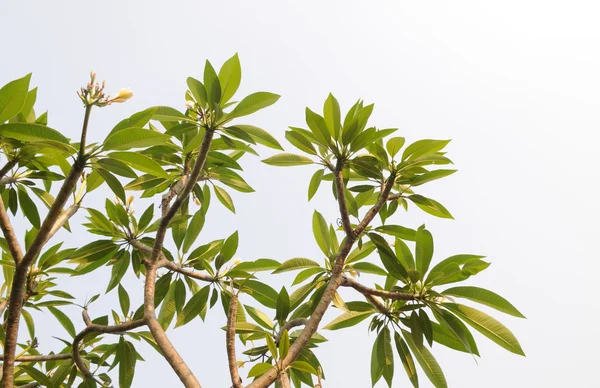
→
(323, 310, 373, 330)
(96, 169, 126, 203)
(305, 108, 331, 146)
(279, 329, 290, 359)
(118, 284, 130, 316)
(182, 210, 205, 254)
(175, 286, 210, 327)
(289, 361, 318, 375)
(375, 225, 416, 241)
(47, 306, 76, 338)
(226, 92, 280, 121)
(0, 123, 69, 145)
(158, 281, 176, 330)
(443, 303, 525, 355)
(402, 330, 447, 388)
(106, 252, 130, 292)
(247, 362, 273, 378)
(103, 128, 170, 150)
(371, 330, 384, 387)
(215, 231, 238, 270)
(386, 137, 406, 158)
(443, 286, 525, 318)
(245, 305, 274, 330)
(262, 153, 313, 167)
(430, 306, 479, 356)
(408, 195, 454, 219)
(242, 280, 278, 309)
(379, 327, 395, 387)
(394, 332, 419, 387)
(273, 258, 321, 274)
(411, 169, 457, 186)
(266, 333, 278, 359)
(312, 211, 330, 256)
(285, 130, 317, 155)
(187, 77, 207, 106)
(118, 337, 136, 388)
(275, 287, 290, 325)
(20, 365, 53, 387)
(0, 73, 31, 123)
(233, 124, 283, 150)
(204, 60, 221, 105)
(415, 225, 434, 278)
(308, 169, 324, 201)
(323, 93, 341, 139)
(109, 107, 158, 136)
(368, 233, 408, 281)
(219, 53, 242, 104)
(108, 152, 169, 178)
(18, 188, 40, 228)
(402, 139, 451, 161)
(214, 185, 235, 213)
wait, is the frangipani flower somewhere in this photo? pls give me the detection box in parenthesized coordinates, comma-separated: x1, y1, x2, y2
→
(109, 88, 134, 104)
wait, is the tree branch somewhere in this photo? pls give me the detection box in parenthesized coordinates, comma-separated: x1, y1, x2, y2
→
(0, 196, 23, 264)
(274, 318, 309, 345)
(226, 292, 242, 388)
(72, 309, 145, 379)
(340, 277, 417, 301)
(245, 174, 396, 388)
(130, 239, 215, 283)
(142, 127, 214, 388)
(0, 353, 72, 362)
(45, 203, 80, 244)
(333, 162, 353, 239)
(387, 193, 402, 201)
(2, 116, 89, 387)
(277, 370, 291, 388)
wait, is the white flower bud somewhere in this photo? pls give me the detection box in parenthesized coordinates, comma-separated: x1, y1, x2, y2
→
(110, 88, 134, 103)
(185, 100, 196, 110)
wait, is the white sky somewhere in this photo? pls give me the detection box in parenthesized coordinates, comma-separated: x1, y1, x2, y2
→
(1, 1, 599, 387)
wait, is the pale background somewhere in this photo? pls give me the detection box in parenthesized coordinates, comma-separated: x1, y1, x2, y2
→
(1, 1, 599, 387)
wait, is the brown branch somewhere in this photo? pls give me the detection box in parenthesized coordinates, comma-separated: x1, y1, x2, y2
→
(0, 353, 72, 362)
(333, 162, 353, 239)
(2, 118, 89, 387)
(363, 293, 388, 314)
(274, 318, 309, 344)
(245, 174, 396, 388)
(130, 239, 215, 283)
(387, 193, 402, 201)
(45, 203, 80, 244)
(142, 127, 214, 388)
(0, 298, 7, 319)
(0, 159, 17, 181)
(0, 196, 23, 264)
(72, 309, 145, 379)
(277, 370, 291, 388)
(340, 277, 417, 301)
(226, 292, 242, 388)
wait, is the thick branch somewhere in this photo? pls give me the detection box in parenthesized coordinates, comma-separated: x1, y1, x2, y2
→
(144, 264, 200, 387)
(0, 196, 23, 264)
(142, 128, 214, 388)
(340, 277, 417, 301)
(245, 175, 396, 388)
(277, 371, 291, 388)
(3, 139, 87, 387)
(226, 293, 242, 388)
(333, 163, 353, 238)
(0, 159, 17, 180)
(72, 310, 145, 379)
(0, 353, 72, 362)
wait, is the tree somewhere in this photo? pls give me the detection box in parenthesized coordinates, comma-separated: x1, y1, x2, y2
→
(0, 55, 524, 388)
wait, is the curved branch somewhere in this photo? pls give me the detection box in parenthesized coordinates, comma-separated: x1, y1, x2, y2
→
(226, 292, 242, 388)
(245, 175, 396, 388)
(72, 310, 145, 379)
(274, 318, 309, 344)
(45, 203, 80, 244)
(340, 277, 417, 301)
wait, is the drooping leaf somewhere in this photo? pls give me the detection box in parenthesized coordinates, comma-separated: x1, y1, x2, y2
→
(442, 286, 525, 318)
(403, 330, 447, 388)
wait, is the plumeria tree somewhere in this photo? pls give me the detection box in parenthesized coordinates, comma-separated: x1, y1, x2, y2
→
(0, 55, 524, 388)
